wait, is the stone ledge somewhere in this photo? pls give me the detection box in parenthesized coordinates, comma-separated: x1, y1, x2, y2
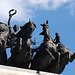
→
(0, 65, 59, 75)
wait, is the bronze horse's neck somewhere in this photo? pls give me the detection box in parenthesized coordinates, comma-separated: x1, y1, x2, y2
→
(43, 25, 53, 42)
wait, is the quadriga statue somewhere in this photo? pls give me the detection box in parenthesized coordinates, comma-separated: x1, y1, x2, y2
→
(0, 9, 75, 75)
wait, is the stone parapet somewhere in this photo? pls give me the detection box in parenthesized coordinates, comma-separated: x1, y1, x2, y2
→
(0, 65, 60, 75)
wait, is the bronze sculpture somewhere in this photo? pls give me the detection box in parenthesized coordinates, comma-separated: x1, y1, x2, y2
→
(31, 21, 75, 74)
(31, 21, 60, 73)
(8, 19, 36, 68)
(0, 9, 75, 74)
(54, 32, 61, 44)
(7, 9, 18, 53)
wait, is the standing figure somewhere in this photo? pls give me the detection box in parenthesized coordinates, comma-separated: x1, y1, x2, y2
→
(7, 9, 18, 53)
(11, 25, 19, 53)
(13, 25, 19, 34)
(54, 32, 61, 44)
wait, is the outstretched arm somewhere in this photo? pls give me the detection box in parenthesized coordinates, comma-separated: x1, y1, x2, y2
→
(8, 9, 17, 33)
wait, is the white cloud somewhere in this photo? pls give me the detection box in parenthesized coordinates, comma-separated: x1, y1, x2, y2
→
(69, 2, 75, 15)
(0, 0, 74, 24)
(0, 0, 33, 23)
(28, 0, 72, 10)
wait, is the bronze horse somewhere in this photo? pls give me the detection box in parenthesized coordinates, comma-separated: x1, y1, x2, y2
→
(8, 20, 36, 68)
(0, 22, 9, 65)
(47, 44, 75, 74)
(31, 21, 75, 74)
(31, 21, 60, 72)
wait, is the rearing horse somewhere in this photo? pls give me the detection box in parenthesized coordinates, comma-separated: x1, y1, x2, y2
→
(0, 22, 9, 65)
(31, 21, 60, 72)
(9, 20, 36, 68)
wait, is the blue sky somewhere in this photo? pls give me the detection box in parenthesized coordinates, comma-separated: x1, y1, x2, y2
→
(0, 0, 75, 75)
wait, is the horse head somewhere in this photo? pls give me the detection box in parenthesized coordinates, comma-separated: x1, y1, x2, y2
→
(17, 20, 36, 38)
(39, 20, 53, 42)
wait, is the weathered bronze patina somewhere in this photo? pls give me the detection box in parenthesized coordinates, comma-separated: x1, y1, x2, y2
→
(0, 9, 75, 74)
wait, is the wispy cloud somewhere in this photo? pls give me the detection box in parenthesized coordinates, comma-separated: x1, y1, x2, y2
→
(69, 2, 75, 15)
(0, 0, 74, 23)
(0, 0, 33, 23)
(29, 0, 72, 10)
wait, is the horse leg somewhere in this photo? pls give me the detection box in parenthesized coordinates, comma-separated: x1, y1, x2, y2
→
(60, 52, 70, 65)
(70, 53, 75, 62)
(0, 51, 7, 65)
(53, 52, 60, 68)
(0, 40, 7, 65)
(46, 48, 55, 60)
